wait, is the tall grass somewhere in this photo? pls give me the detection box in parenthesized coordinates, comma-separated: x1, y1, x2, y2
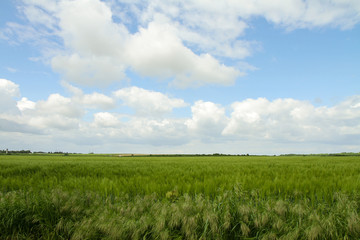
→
(0, 155, 360, 239)
(1, 187, 359, 239)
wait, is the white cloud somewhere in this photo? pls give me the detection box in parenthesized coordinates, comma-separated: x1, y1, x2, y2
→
(120, 0, 360, 60)
(0, 78, 20, 97)
(62, 82, 116, 110)
(6, 93, 82, 131)
(0, 80, 37, 134)
(237, 0, 360, 30)
(112, 117, 189, 146)
(81, 113, 189, 146)
(16, 85, 117, 130)
(177, 0, 360, 30)
(35, 93, 83, 118)
(125, 21, 241, 87)
(21, 4, 57, 30)
(57, 0, 128, 56)
(140, 3, 255, 59)
(135, 2, 253, 59)
(27, 115, 79, 130)
(22, 0, 58, 12)
(93, 112, 120, 128)
(51, 53, 126, 87)
(17, 97, 36, 111)
(186, 101, 227, 136)
(222, 97, 360, 143)
(48, 0, 242, 87)
(81, 92, 115, 110)
(1, 78, 360, 153)
(6, 67, 17, 73)
(6, 0, 359, 88)
(0, 80, 117, 132)
(0, 79, 20, 114)
(114, 86, 187, 116)
(4, 0, 243, 88)
(48, 0, 129, 86)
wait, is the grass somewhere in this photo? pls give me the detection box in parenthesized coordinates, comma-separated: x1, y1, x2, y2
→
(0, 154, 360, 239)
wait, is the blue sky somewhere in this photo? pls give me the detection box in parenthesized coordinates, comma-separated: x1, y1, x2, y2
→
(0, 0, 360, 154)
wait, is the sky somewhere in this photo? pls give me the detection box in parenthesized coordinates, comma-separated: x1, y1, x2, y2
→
(0, 0, 359, 155)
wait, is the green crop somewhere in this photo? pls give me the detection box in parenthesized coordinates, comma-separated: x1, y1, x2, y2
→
(0, 154, 359, 239)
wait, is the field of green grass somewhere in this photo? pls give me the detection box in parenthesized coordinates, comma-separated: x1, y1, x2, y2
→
(1, 154, 360, 239)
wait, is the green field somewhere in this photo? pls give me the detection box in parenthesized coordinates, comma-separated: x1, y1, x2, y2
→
(1, 154, 360, 239)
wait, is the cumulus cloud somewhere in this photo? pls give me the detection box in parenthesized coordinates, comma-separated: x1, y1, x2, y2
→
(223, 98, 312, 140)
(49, 0, 129, 86)
(125, 21, 241, 87)
(3, 0, 244, 88)
(222, 97, 360, 143)
(51, 0, 241, 88)
(111, 117, 189, 146)
(0, 80, 37, 134)
(17, 97, 36, 111)
(2, 77, 360, 153)
(27, 115, 80, 130)
(0, 80, 115, 132)
(0, 79, 20, 114)
(0, 118, 42, 134)
(51, 54, 126, 86)
(16, 84, 117, 130)
(93, 112, 121, 128)
(81, 92, 115, 110)
(85, 113, 189, 146)
(0, 78, 20, 97)
(56, 0, 128, 56)
(7, 93, 83, 131)
(186, 100, 228, 137)
(35, 94, 83, 118)
(114, 86, 187, 116)
(4, 0, 359, 88)
(62, 82, 115, 110)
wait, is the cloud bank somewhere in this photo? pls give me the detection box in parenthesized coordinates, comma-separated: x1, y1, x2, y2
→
(1, 78, 360, 154)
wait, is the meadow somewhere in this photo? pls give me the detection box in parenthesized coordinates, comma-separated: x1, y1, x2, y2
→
(0, 154, 359, 239)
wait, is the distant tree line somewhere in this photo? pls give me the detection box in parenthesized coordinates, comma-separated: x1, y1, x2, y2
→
(1, 149, 359, 156)
(281, 152, 360, 156)
(0, 149, 31, 155)
(0, 150, 73, 155)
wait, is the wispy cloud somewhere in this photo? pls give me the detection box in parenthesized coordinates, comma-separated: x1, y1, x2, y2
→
(6, 67, 17, 73)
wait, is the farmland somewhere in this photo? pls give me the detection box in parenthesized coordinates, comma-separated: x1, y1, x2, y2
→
(1, 154, 360, 239)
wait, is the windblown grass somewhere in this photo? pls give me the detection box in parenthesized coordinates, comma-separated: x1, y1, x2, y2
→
(0, 154, 360, 239)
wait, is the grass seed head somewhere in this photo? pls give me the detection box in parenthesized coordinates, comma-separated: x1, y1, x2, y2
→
(306, 224, 322, 240)
(241, 222, 251, 237)
(274, 200, 287, 217)
(347, 212, 360, 235)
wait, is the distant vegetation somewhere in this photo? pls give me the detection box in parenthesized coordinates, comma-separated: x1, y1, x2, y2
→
(1, 154, 360, 239)
(2, 148, 360, 156)
(0, 149, 69, 155)
(0, 149, 31, 154)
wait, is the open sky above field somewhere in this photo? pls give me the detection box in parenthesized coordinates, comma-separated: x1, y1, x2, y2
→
(0, 0, 360, 154)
